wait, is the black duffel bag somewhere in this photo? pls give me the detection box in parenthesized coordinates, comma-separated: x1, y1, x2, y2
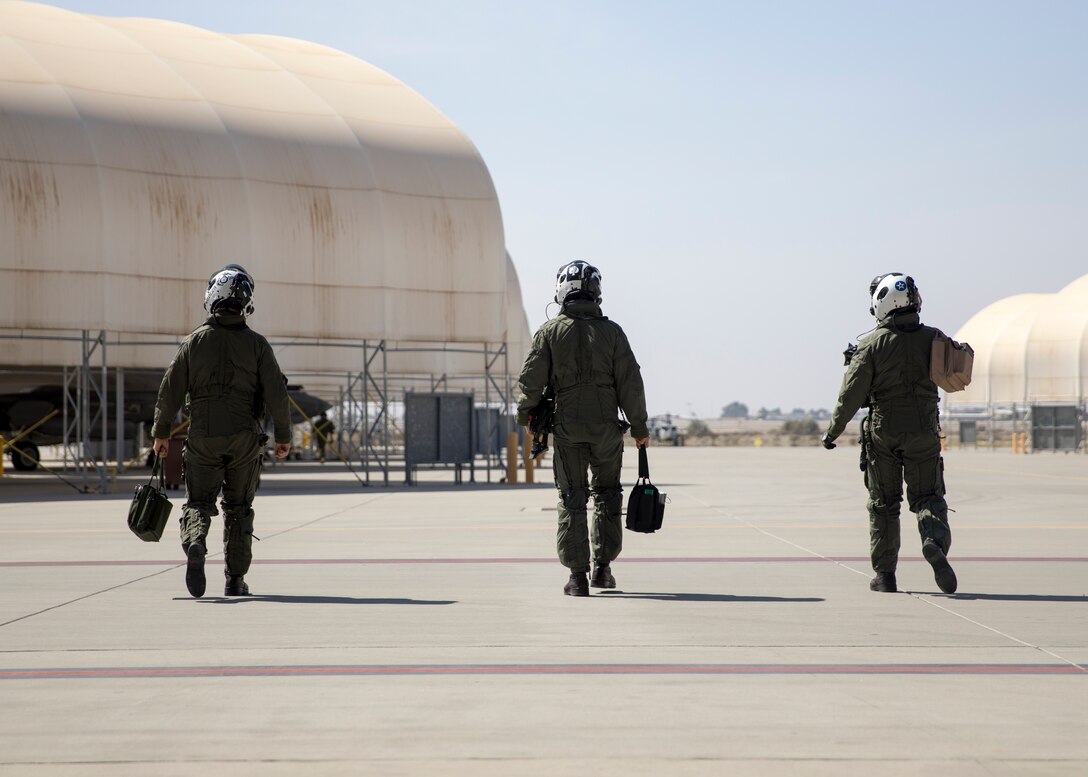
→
(127, 457, 173, 542)
(625, 445, 666, 533)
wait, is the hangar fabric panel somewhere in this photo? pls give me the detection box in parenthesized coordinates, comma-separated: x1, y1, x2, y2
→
(0, 0, 529, 377)
(949, 275, 1088, 406)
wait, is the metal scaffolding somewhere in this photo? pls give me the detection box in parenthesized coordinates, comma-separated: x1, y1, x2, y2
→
(60, 331, 110, 492)
(2, 329, 520, 492)
(362, 340, 390, 485)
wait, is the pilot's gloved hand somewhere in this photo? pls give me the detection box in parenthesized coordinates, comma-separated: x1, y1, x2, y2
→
(821, 433, 837, 450)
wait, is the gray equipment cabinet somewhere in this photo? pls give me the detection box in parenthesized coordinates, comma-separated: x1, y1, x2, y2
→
(474, 406, 504, 456)
(404, 393, 475, 484)
(1031, 404, 1081, 452)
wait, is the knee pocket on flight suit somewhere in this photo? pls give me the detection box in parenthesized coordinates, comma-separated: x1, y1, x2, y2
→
(864, 463, 902, 513)
(552, 441, 590, 511)
(559, 487, 590, 512)
(592, 485, 623, 516)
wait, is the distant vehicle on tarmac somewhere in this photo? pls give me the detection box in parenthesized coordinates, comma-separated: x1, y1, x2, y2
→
(648, 414, 685, 446)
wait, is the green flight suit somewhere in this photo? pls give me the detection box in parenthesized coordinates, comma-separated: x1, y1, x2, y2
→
(152, 312, 291, 577)
(516, 299, 649, 574)
(826, 311, 952, 575)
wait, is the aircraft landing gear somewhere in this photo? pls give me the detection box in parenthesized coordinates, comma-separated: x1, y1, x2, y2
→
(10, 442, 40, 472)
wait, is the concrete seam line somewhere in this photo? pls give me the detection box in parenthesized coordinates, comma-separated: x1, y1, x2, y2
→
(0, 566, 178, 630)
(255, 494, 389, 542)
(672, 489, 1088, 675)
(676, 490, 873, 578)
(0, 495, 388, 630)
(905, 594, 1088, 673)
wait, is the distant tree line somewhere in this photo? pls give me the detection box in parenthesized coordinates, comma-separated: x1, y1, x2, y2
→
(719, 402, 830, 421)
(780, 419, 820, 435)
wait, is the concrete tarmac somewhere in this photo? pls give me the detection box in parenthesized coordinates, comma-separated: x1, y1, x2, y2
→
(1, 446, 1086, 776)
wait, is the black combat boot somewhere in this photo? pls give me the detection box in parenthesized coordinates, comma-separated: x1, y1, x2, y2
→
(590, 564, 616, 589)
(923, 540, 958, 594)
(224, 574, 250, 596)
(185, 540, 207, 598)
(563, 572, 589, 597)
(869, 571, 897, 593)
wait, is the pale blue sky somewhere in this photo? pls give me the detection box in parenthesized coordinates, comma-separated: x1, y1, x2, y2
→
(45, 1, 1088, 416)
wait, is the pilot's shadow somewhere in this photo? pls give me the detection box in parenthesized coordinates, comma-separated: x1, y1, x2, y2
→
(187, 595, 457, 605)
(597, 591, 824, 603)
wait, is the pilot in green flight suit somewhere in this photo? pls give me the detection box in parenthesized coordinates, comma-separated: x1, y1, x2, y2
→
(517, 261, 650, 596)
(153, 265, 291, 598)
(823, 273, 957, 595)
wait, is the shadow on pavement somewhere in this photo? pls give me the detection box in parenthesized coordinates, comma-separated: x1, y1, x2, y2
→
(596, 591, 824, 603)
(185, 595, 457, 605)
(925, 592, 1088, 602)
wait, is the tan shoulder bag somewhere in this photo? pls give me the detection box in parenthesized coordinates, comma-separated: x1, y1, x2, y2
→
(931, 333, 974, 392)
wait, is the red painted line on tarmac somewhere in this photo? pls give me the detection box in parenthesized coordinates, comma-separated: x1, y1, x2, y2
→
(1, 663, 1084, 680)
(2, 556, 1087, 568)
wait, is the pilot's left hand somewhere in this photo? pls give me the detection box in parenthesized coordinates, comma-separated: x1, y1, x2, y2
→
(153, 438, 169, 458)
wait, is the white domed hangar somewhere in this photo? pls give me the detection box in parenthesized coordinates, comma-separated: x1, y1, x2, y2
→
(0, 1, 531, 488)
(947, 275, 1088, 452)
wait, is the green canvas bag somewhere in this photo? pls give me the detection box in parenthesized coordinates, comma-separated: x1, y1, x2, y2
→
(127, 458, 173, 542)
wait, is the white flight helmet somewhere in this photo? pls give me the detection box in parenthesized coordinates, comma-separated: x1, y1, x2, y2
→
(204, 264, 256, 318)
(554, 260, 602, 303)
(869, 272, 921, 325)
